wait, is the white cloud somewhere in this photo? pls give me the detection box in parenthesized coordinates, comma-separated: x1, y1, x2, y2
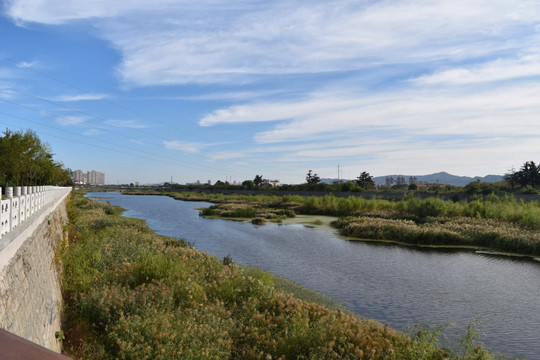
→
(104, 119, 148, 128)
(6, 0, 540, 85)
(414, 54, 540, 85)
(55, 93, 108, 101)
(163, 140, 202, 153)
(114, 0, 540, 86)
(16, 61, 39, 68)
(56, 115, 88, 125)
(208, 151, 245, 161)
(199, 95, 358, 127)
(199, 82, 540, 145)
(4, 0, 183, 25)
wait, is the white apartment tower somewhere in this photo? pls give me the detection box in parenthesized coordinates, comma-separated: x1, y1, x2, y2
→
(87, 170, 105, 185)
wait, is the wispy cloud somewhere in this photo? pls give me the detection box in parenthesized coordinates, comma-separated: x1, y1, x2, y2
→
(104, 119, 148, 128)
(5, 0, 181, 25)
(56, 115, 88, 125)
(16, 61, 39, 68)
(208, 151, 245, 161)
(200, 82, 540, 145)
(413, 54, 540, 85)
(7, 1, 540, 86)
(163, 140, 202, 153)
(55, 93, 108, 101)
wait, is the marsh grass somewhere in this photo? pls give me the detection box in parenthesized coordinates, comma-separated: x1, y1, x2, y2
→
(332, 216, 540, 255)
(62, 191, 506, 359)
(172, 191, 540, 256)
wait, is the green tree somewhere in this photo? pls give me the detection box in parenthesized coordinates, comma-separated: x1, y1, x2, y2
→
(338, 181, 360, 192)
(355, 171, 375, 190)
(516, 161, 540, 188)
(504, 167, 518, 191)
(242, 180, 254, 189)
(253, 175, 264, 186)
(306, 170, 321, 184)
(0, 129, 72, 186)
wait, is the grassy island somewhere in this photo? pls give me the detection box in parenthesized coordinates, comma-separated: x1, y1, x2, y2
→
(59, 191, 504, 359)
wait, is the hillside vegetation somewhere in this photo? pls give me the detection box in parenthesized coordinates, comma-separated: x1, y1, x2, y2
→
(60, 192, 500, 359)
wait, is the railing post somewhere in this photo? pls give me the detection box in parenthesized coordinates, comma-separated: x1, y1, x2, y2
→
(5, 187, 13, 232)
(40, 186, 44, 209)
(26, 186, 31, 218)
(30, 186, 35, 216)
(12, 187, 20, 228)
(20, 186, 27, 223)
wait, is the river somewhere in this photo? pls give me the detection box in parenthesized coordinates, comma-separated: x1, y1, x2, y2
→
(88, 192, 540, 359)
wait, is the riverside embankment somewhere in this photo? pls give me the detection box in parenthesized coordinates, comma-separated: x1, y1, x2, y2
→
(63, 191, 511, 360)
(0, 186, 71, 353)
(88, 192, 540, 359)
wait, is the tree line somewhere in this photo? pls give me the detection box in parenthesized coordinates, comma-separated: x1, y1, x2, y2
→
(0, 129, 73, 187)
(158, 162, 540, 196)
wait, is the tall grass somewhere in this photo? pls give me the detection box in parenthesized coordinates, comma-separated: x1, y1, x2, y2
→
(332, 216, 540, 255)
(61, 191, 501, 359)
(139, 190, 540, 255)
(167, 191, 540, 229)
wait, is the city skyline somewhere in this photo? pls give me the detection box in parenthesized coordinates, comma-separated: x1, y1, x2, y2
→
(1, 1, 540, 184)
(72, 169, 105, 186)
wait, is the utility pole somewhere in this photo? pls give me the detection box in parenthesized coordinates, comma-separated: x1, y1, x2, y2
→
(337, 164, 340, 182)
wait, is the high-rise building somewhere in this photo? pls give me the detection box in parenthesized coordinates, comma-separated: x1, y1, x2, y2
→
(87, 170, 105, 185)
(72, 170, 87, 184)
(72, 170, 105, 185)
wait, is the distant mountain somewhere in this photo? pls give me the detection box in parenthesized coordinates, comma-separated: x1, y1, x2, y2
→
(322, 172, 504, 187)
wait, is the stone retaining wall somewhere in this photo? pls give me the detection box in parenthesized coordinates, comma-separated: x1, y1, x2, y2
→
(0, 188, 71, 353)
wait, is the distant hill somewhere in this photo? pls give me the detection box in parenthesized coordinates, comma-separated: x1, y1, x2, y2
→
(322, 172, 504, 187)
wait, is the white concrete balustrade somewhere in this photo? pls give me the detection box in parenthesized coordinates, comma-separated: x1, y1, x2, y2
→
(0, 186, 71, 238)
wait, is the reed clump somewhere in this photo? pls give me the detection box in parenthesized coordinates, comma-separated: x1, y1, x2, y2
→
(200, 202, 296, 221)
(61, 191, 499, 359)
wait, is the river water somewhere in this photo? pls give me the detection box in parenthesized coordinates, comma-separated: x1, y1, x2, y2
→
(88, 192, 540, 359)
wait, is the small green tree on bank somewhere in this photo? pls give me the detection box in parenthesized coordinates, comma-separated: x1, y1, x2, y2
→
(253, 174, 264, 186)
(306, 170, 321, 184)
(355, 171, 375, 190)
(517, 161, 540, 188)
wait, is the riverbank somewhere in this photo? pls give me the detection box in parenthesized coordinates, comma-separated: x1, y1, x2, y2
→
(122, 189, 540, 257)
(60, 191, 500, 359)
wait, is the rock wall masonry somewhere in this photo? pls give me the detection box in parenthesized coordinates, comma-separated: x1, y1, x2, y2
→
(0, 193, 70, 353)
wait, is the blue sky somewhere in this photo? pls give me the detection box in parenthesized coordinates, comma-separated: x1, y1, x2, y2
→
(1, 0, 540, 184)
